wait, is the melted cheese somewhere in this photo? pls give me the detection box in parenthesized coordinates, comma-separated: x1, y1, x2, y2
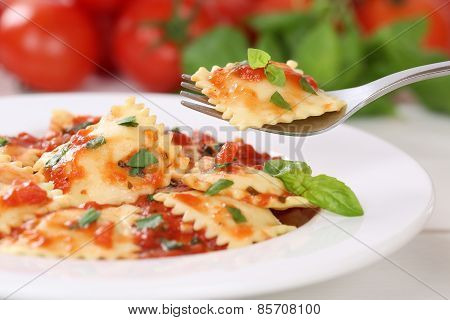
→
(0, 205, 140, 259)
(182, 162, 313, 209)
(154, 191, 295, 248)
(192, 61, 346, 130)
(34, 97, 190, 206)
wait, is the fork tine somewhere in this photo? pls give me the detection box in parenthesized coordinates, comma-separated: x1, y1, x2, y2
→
(181, 74, 193, 82)
(180, 91, 215, 106)
(181, 101, 224, 120)
(181, 81, 202, 93)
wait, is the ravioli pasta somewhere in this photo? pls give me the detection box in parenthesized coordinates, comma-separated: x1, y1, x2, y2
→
(192, 61, 346, 130)
(0, 97, 320, 259)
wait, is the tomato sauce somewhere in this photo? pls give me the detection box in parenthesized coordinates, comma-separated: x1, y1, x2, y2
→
(2, 180, 49, 207)
(133, 195, 225, 258)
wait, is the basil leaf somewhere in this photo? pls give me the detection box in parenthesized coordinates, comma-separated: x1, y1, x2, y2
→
(264, 159, 309, 195)
(67, 121, 93, 133)
(129, 167, 144, 177)
(183, 26, 248, 75)
(116, 116, 138, 127)
(45, 145, 69, 168)
(215, 162, 232, 169)
(0, 137, 9, 147)
(136, 214, 163, 230)
(265, 64, 286, 87)
(226, 206, 247, 223)
(205, 179, 234, 196)
(79, 208, 101, 228)
(190, 236, 200, 245)
(160, 238, 183, 251)
(127, 149, 158, 168)
(270, 92, 291, 110)
(248, 48, 271, 69)
(302, 175, 363, 217)
(147, 194, 154, 201)
(86, 136, 106, 149)
(300, 77, 318, 95)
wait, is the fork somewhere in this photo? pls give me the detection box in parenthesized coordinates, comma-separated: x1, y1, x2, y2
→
(180, 61, 450, 136)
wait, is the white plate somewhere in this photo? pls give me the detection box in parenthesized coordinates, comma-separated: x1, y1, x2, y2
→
(0, 93, 433, 299)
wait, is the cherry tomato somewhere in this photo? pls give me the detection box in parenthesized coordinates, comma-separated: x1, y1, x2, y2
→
(113, 0, 212, 92)
(215, 142, 238, 164)
(0, 0, 99, 91)
(201, 0, 256, 24)
(354, 0, 450, 54)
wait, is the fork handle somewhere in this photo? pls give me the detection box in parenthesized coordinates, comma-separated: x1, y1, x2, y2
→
(356, 61, 450, 110)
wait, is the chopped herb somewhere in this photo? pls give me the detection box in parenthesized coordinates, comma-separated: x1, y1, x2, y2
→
(215, 162, 232, 169)
(160, 238, 183, 251)
(213, 143, 224, 151)
(78, 208, 101, 228)
(205, 179, 234, 196)
(0, 137, 9, 147)
(86, 136, 106, 149)
(190, 236, 201, 245)
(45, 145, 69, 168)
(265, 64, 286, 86)
(227, 206, 247, 223)
(247, 48, 271, 69)
(66, 121, 93, 133)
(246, 186, 259, 195)
(171, 127, 180, 133)
(129, 167, 144, 177)
(116, 116, 139, 127)
(127, 149, 158, 168)
(270, 91, 291, 110)
(147, 194, 154, 201)
(300, 77, 318, 95)
(136, 214, 163, 230)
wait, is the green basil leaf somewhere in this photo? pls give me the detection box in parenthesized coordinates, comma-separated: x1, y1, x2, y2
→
(264, 159, 309, 195)
(226, 206, 247, 223)
(116, 116, 138, 127)
(190, 236, 200, 245)
(45, 145, 69, 168)
(270, 91, 291, 110)
(205, 179, 234, 196)
(0, 137, 9, 147)
(182, 26, 248, 75)
(215, 162, 232, 169)
(136, 214, 163, 230)
(79, 208, 101, 228)
(265, 64, 286, 86)
(248, 48, 271, 69)
(160, 238, 183, 251)
(127, 149, 158, 168)
(302, 175, 363, 216)
(66, 121, 93, 133)
(147, 194, 155, 201)
(300, 77, 318, 95)
(86, 136, 106, 149)
(129, 167, 144, 177)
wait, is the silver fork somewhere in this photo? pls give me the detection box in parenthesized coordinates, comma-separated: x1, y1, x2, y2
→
(180, 61, 450, 136)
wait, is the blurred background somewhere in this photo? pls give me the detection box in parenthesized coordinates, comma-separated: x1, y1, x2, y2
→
(0, 0, 449, 117)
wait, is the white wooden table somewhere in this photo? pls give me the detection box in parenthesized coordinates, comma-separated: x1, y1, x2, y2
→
(1, 72, 449, 299)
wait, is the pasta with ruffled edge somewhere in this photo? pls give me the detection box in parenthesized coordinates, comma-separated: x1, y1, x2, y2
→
(154, 191, 295, 249)
(191, 61, 346, 130)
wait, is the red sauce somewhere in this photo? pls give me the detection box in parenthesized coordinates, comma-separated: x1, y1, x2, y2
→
(94, 222, 114, 249)
(2, 180, 49, 207)
(234, 64, 265, 81)
(133, 196, 225, 258)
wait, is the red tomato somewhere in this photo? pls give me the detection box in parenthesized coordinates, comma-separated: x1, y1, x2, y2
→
(215, 142, 238, 164)
(2, 180, 49, 206)
(113, 0, 213, 92)
(354, 0, 450, 54)
(201, 0, 255, 24)
(0, 0, 99, 91)
(76, 0, 123, 13)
